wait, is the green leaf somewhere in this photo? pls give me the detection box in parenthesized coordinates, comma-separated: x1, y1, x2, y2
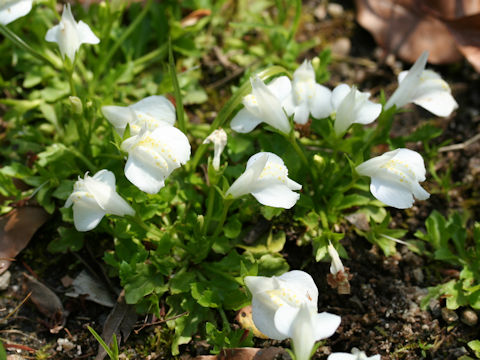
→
(48, 227, 84, 253)
(190, 282, 222, 308)
(468, 340, 480, 358)
(224, 217, 242, 239)
(336, 193, 372, 210)
(121, 262, 167, 304)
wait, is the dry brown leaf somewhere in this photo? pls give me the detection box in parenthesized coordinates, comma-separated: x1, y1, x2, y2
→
(355, 0, 462, 64)
(444, 14, 480, 72)
(355, 0, 480, 71)
(193, 348, 290, 360)
(235, 305, 268, 339)
(95, 290, 137, 360)
(181, 9, 212, 27)
(22, 273, 65, 333)
(0, 207, 49, 274)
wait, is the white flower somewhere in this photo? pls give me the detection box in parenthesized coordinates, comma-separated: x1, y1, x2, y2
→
(45, 4, 100, 61)
(102, 96, 176, 137)
(385, 51, 458, 117)
(245, 271, 341, 360)
(356, 148, 430, 209)
(65, 170, 134, 232)
(331, 84, 381, 136)
(225, 152, 301, 209)
(0, 0, 33, 25)
(328, 348, 381, 360)
(328, 242, 344, 275)
(282, 60, 332, 124)
(230, 76, 292, 134)
(203, 129, 227, 170)
(121, 125, 191, 194)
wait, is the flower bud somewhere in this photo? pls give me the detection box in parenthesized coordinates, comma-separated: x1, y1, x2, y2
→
(69, 96, 83, 114)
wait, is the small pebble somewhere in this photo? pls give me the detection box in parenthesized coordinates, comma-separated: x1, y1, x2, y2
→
(412, 268, 424, 283)
(0, 271, 11, 291)
(461, 309, 478, 326)
(331, 38, 351, 57)
(314, 4, 326, 20)
(327, 3, 344, 18)
(7, 355, 25, 360)
(441, 308, 459, 323)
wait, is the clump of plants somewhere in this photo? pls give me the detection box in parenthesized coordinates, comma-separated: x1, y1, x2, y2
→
(0, 1, 473, 359)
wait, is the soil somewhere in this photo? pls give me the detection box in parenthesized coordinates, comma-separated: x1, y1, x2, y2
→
(1, 1, 480, 359)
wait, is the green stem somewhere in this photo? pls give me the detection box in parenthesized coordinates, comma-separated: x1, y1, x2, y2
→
(129, 215, 164, 240)
(168, 38, 186, 134)
(202, 186, 216, 236)
(96, 0, 153, 78)
(287, 0, 302, 43)
(212, 199, 233, 238)
(0, 24, 59, 69)
(67, 147, 97, 172)
(218, 307, 230, 330)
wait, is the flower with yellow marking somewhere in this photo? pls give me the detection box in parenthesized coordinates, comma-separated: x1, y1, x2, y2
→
(356, 148, 429, 209)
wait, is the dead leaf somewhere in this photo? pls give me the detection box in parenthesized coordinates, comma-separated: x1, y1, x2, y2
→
(444, 14, 480, 72)
(0, 207, 49, 274)
(235, 305, 268, 339)
(355, 0, 462, 64)
(65, 270, 116, 307)
(95, 290, 137, 360)
(355, 0, 480, 71)
(193, 348, 291, 360)
(22, 273, 65, 333)
(181, 9, 212, 27)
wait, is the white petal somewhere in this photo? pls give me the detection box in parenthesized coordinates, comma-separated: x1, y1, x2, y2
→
(72, 197, 106, 232)
(102, 106, 135, 136)
(250, 182, 300, 209)
(385, 51, 428, 109)
(150, 126, 191, 165)
(334, 87, 356, 135)
(310, 84, 333, 119)
(356, 150, 398, 177)
(327, 354, 356, 360)
(354, 100, 381, 125)
(124, 148, 167, 194)
(267, 76, 292, 101)
(250, 76, 291, 134)
(45, 25, 61, 43)
(230, 108, 263, 133)
(274, 304, 301, 337)
(226, 153, 268, 198)
(130, 96, 176, 127)
(92, 169, 116, 187)
(244, 276, 276, 295)
(251, 297, 288, 340)
(282, 93, 296, 116)
(293, 102, 310, 125)
(413, 91, 458, 117)
(312, 312, 341, 340)
(76, 20, 100, 44)
(0, 0, 33, 25)
(370, 177, 414, 209)
(391, 148, 426, 181)
(278, 270, 318, 304)
(85, 175, 134, 216)
(290, 305, 317, 360)
(331, 84, 351, 111)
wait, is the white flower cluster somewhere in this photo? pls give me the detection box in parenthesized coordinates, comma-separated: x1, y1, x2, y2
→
(230, 52, 457, 209)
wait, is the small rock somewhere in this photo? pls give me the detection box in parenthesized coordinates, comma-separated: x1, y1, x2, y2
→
(314, 4, 327, 20)
(461, 309, 478, 326)
(7, 356, 25, 360)
(441, 308, 459, 323)
(0, 271, 11, 290)
(327, 3, 344, 18)
(56, 338, 75, 352)
(331, 38, 351, 57)
(412, 268, 424, 283)
(429, 298, 441, 318)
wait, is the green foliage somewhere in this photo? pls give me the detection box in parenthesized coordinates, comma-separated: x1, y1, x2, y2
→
(417, 211, 480, 310)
